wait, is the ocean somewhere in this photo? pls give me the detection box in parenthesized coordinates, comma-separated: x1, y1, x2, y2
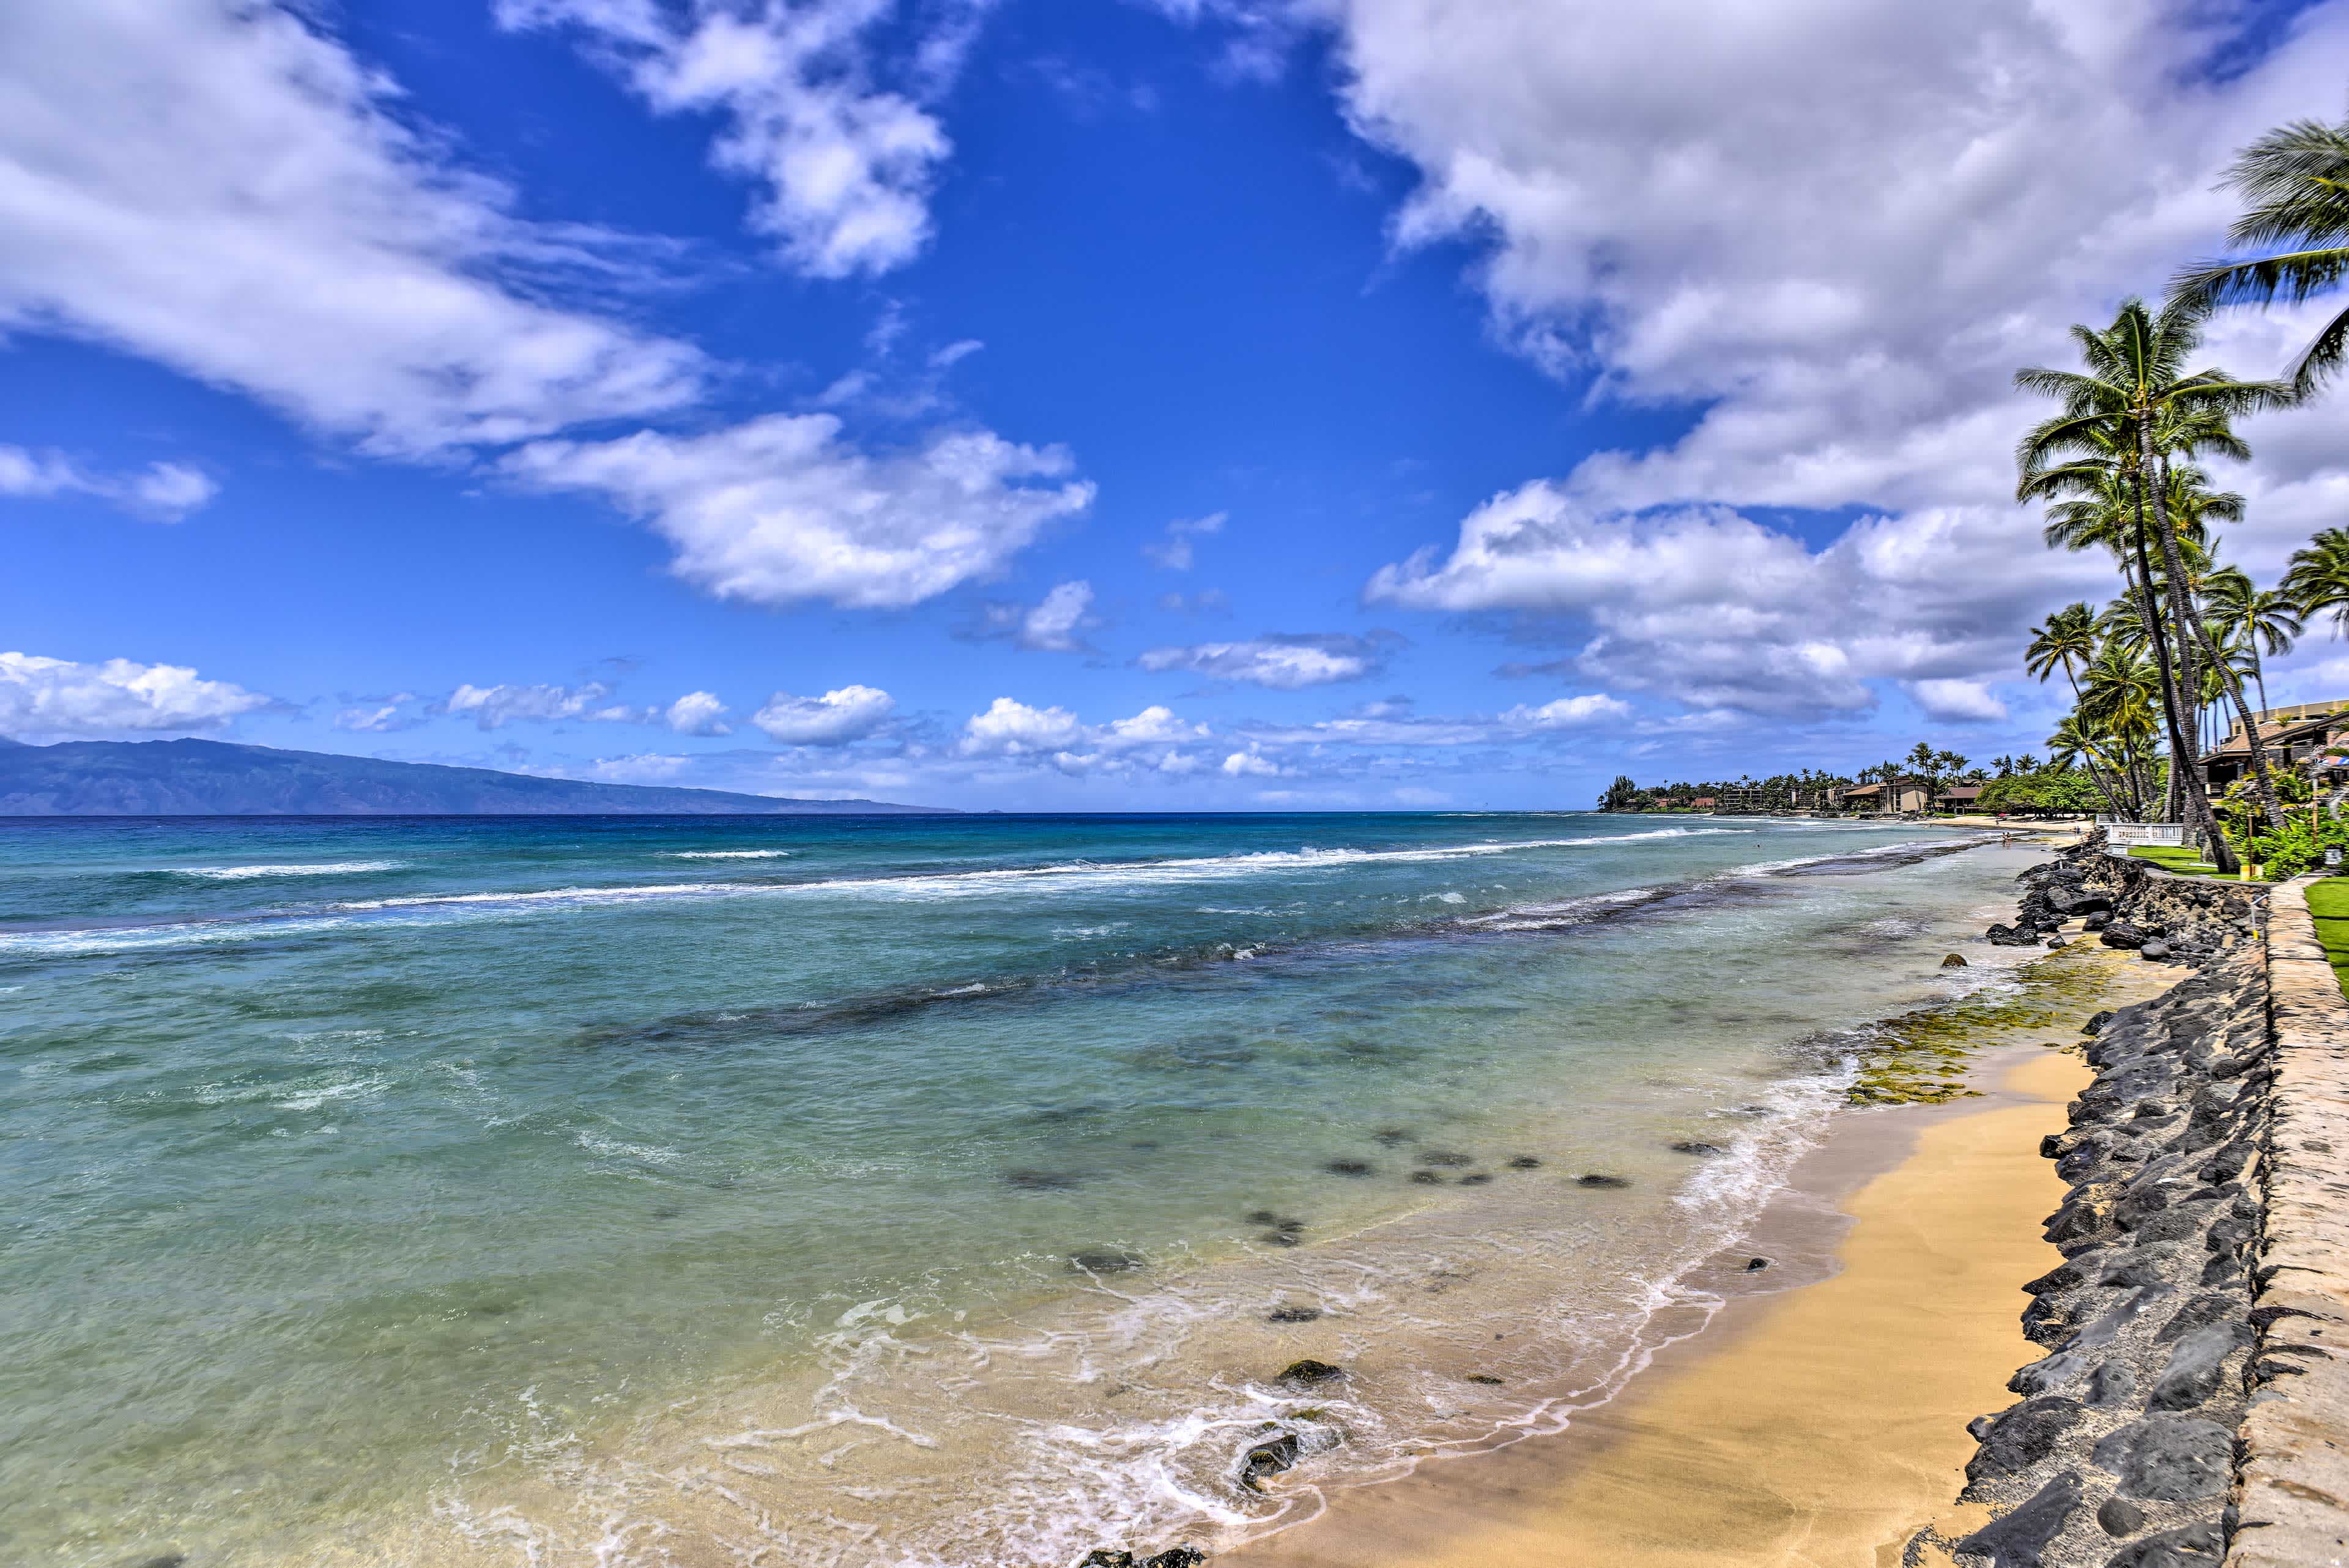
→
(0, 812, 2039, 1567)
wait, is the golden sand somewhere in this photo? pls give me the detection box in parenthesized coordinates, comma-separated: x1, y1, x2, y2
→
(1232, 1047, 2099, 1568)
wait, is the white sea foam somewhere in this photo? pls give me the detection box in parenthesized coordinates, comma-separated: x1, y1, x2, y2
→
(662, 850, 793, 860)
(170, 860, 404, 879)
(573, 1129, 683, 1165)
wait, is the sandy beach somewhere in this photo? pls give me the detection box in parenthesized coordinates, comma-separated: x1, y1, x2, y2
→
(1231, 943, 2170, 1568)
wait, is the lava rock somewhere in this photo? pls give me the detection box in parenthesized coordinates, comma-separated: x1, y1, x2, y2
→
(1324, 1160, 1375, 1178)
(1948, 1470, 2080, 1567)
(1465, 1373, 1505, 1386)
(1237, 1432, 1301, 1491)
(1943, 953, 1969, 967)
(1416, 1151, 1474, 1167)
(1577, 1173, 1631, 1189)
(1505, 1155, 1542, 1169)
(1457, 1173, 1492, 1186)
(2090, 1415, 2233, 1501)
(2098, 1496, 2145, 1537)
(2086, 1361, 2140, 1408)
(1277, 1359, 1346, 1388)
(1080, 1553, 1137, 1567)
(2102, 1521, 2222, 1568)
(1964, 1397, 2085, 1491)
(1266, 1306, 1320, 1323)
(1143, 1550, 1207, 1568)
(2140, 939, 2173, 961)
(1745, 1257, 1770, 1271)
(1070, 1250, 1144, 1274)
(1669, 1140, 1725, 1156)
(2147, 1322, 2251, 1411)
(1408, 1170, 1442, 1185)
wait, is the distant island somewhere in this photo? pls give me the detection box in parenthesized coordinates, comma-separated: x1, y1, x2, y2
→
(0, 737, 948, 816)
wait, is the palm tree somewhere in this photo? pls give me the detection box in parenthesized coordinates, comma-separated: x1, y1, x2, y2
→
(2205, 565, 2300, 713)
(2024, 603, 2098, 700)
(2284, 527, 2349, 636)
(2016, 299, 2290, 860)
(2173, 113, 2349, 398)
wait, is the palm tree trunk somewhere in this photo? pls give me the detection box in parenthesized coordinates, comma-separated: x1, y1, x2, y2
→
(2129, 440, 2239, 872)
(2182, 609, 2286, 828)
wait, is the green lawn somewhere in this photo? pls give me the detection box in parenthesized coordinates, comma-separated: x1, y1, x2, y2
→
(2303, 879, 2349, 993)
(2126, 844, 2225, 877)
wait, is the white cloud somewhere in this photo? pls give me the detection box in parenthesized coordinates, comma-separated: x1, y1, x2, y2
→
(1502, 694, 1633, 729)
(445, 681, 636, 729)
(333, 694, 420, 733)
(590, 751, 693, 782)
(1014, 579, 1096, 652)
(1220, 748, 1284, 777)
(1906, 679, 2009, 724)
(663, 689, 732, 735)
(498, 0, 983, 278)
(1323, 0, 2349, 715)
(1142, 510, 1226, 571)
(1371, 481, 2101, 717)
(503, 415, 1094, 609)
(1137, 633, 1388, 689)
(1098, 704, 1208, 748)
(752, 683, 896, 744)
(959, 696, 1085, 757)
(0, 650, 270, 738)
(0, 445, 217, 520)
(0, 1, 705, 456)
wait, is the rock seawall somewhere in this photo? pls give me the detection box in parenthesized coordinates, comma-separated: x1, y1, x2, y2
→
(1932, 941, 2272, 1568)
(1993, 834, 2257, 966)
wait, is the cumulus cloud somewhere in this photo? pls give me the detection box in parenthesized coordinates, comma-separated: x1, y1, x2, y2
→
(958, 696, 1085, 757)
(444, 681, 637, 730)
(0, 445, 217, 520)
(0, 650, 270, 738)
(1220, 748, 1283, 777)
(957, 697, 1211, 776)
(1142, 510, 1225, 571)
(752, 683, 896, 744)
(1502, 694, 1633, 729)
(498, 0, 984, 278)
(662, 690, 732, 735)
(1137, 632, 1393, 689)
(333, 694, 421, 733)
(1906, 679, 2009, 724)
(0, 1, 705, 456)
(503, 415, 1094, 609)
(1319, 1, 2349, 717)
(1371, 481, 2102, 718)
(1008, 580, 1096, 652)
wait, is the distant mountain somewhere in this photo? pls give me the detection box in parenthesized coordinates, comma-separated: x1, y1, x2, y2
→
(0, 738, 949, 816)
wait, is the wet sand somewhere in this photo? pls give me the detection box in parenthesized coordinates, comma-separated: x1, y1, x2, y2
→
(1232, 948, 2167, 1568)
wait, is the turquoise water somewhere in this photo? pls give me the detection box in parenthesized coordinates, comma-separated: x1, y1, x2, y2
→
(0, 813, 2028, 1567)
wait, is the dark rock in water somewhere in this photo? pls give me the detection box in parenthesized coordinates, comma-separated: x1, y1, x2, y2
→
(2084, 1009, 2115, 1034)
(1745, 1257, 1770, 1271)
(1274, 1216, 1305, 1234)
(1457, 1173, 1493, 1186)
(1079, 1553, 1137, 1568)
(1948, 1470, 2080, 1567)
(1267, 1304, 1321, 1323)
(1465, 1373, 1505, 1386)
(1324, 1159, 1375, 1177)
(1669, 1140, 1726, 1156)
(2139, 938, 2172, 960)
(1417, 1150, 1474, 1167)
(1238, 1431, 1301, 1490)
(128, 1558, 187, 1568)
(2097, 1496, 2145, 1536)
(1070, 1249, 1144, 1275)
(1578, 1173, 1631, 1189)
(1964, 1397, 2084, 1491)
(2100, 920, 2148, 949)
(1006, 1169, 1084, 1191)
(1245, 1209, 1279, 1225)
(2104, 1522, 2222, 1568)
(1373, 1128, 1412, 1145)
(2084, 912, 2112, 932)
(1260, 1230, 1301, 1247)
(1505, 1155, 1541, 1169)
(2046, 936, 2068, 948)
(1141, 1550, 1207, 1568)
(2090, 1415, 2233, 1501)
(1942, 953, 1969, 967)
(1409, 1170, 1442, 1184)
(1278, 1358, 1346, 1388)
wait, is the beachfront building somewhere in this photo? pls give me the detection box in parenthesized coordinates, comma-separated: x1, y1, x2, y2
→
(1689, 796, 1718, 809)
(1937, 782, 1984, 814)
(2197, 701, 2349, 794)
(1837, 778, 1932, 816)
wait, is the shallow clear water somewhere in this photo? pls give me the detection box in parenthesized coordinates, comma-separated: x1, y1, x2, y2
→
(0, 813, 2032, 1567)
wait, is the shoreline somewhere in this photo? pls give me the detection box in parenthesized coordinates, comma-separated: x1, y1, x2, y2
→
(1228, 942, 2170, 1568)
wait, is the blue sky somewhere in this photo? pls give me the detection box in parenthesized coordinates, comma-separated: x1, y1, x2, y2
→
(5, 0, 2349, 809)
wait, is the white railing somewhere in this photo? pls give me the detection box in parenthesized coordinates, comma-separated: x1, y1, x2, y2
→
(2102, 822, 2185, 856)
